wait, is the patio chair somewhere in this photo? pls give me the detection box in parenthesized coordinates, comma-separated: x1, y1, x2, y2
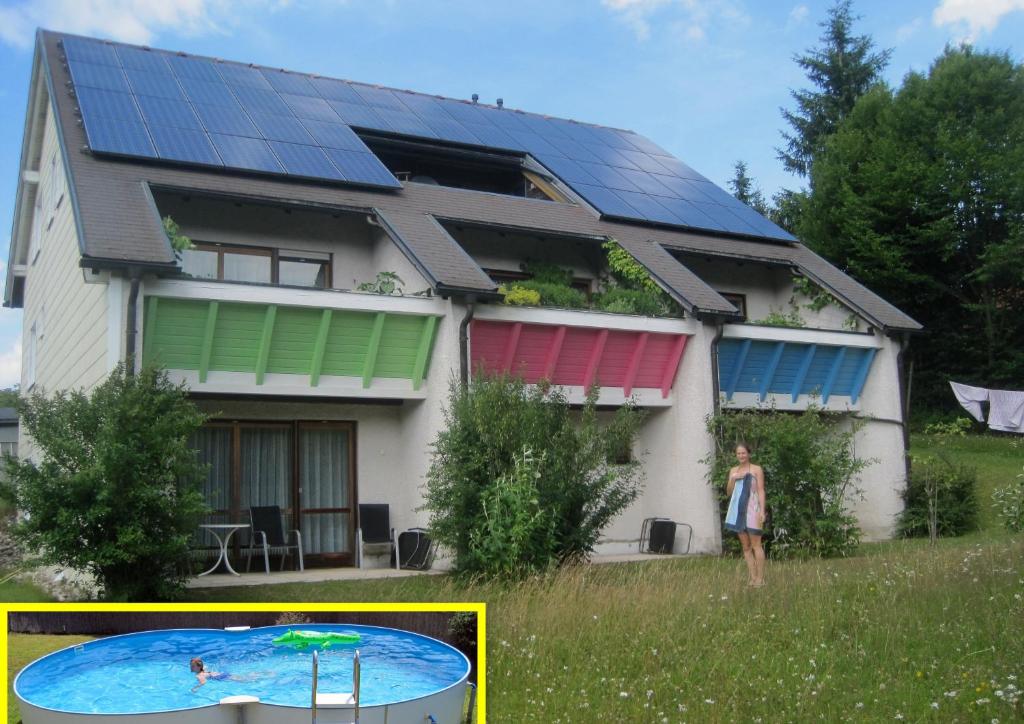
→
(244, 506, 304, 574)
(398, 527, 437, 570)
(357, 504, 398, 570)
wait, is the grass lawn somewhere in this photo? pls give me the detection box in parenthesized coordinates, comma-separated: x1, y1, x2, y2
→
(180, 433, 1024, 722)
(0, 572, 52, 602)
(5, 434, 1022, 721)
(7, 634, 95, 723)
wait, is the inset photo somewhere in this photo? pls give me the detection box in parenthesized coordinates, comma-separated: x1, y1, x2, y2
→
(6, 606, 482, 724)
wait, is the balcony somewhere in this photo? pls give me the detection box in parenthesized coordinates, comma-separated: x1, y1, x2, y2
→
(470, 306, 696, 407)
(717, 324, 880, 411)
(141, 279, 445, 399)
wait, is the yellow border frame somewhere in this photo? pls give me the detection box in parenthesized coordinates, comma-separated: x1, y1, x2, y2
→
(3, 602, 486, 723)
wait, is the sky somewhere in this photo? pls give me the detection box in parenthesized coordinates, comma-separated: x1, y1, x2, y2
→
(0, 0, 1021, 390)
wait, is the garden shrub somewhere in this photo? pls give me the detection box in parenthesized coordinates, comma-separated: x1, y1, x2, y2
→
(705, 407, 869, 559)
(423, 375, 645, 577)
(992, 466, 1024, 533)
(512, 280, 587, 309)
(1, 365, 209, 600)
(500, 284, 541, 306)
(898, 454, 979, 539)
(593, 286, 669, 316)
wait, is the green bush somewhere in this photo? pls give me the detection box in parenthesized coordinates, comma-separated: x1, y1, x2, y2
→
(513, 280, 587, 309)
(500, 284, 542, 306)
(593, 286, 669, 316)
(705, 407, 869, 559)
(992, 465, 1024, 533)
(898, 454, 979, 538)
(423, 375, 645, 577)
(0, 365, 209, 600)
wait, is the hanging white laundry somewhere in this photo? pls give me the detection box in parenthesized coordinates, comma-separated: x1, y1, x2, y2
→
(949, 381, 989, 423)
(988, 390, 1024, 433)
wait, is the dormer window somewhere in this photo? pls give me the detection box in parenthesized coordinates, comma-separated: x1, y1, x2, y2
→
(181, 242, 331, 289)
(358, 133, 569, 202)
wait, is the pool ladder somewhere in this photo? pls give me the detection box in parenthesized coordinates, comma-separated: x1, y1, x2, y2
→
(311, 648, 360, 724)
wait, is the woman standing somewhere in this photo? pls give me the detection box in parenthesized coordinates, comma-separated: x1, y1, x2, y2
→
(724, 442, 766, 587)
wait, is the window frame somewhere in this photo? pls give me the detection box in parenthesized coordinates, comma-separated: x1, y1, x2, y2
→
(182, 241, 333, 289)
(720, 292, 748, 320)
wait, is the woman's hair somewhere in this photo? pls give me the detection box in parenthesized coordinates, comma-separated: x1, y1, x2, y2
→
(191, 657, 204, 670)
(734, 441, 752, 454)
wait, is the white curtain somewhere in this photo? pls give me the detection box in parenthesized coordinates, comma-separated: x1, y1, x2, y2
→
(299, 427, 351, 554)
(240, 427, 291, 515)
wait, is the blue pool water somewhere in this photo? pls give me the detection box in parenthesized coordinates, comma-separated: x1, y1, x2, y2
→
(15, 625, 469, 715)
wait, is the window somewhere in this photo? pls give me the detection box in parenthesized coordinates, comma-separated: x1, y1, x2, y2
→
(360, 133, 568, 201)
(181, 242, 331, 289)
(721, 292, 747, 320)
(485, 268, 593, 295)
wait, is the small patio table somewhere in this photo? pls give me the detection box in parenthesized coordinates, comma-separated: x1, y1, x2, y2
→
(197, 523, 249, 576)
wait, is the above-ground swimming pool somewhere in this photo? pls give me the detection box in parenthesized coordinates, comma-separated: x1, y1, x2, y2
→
(15, 624, 472, 724)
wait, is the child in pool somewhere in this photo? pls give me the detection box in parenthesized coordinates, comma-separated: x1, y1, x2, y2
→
(190, 657, 238, 692)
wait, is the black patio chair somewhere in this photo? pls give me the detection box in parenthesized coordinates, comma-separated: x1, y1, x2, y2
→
(244, 505, 304, 574)
(357, 503, 397, 570)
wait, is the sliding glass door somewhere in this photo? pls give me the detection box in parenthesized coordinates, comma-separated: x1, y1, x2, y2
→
(190, 421, 356, 565)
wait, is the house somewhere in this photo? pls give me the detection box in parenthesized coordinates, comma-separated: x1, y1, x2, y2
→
(4, 30, 921, 567)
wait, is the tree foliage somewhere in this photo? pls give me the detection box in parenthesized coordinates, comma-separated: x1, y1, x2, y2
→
(778, 0, 892, 177)
(800, 46, 1024, 411)
(728, 160, 770, 216)
(0, 365, 209, 600)
(423, 375, 645, 577)
(705, 407, 869, 559)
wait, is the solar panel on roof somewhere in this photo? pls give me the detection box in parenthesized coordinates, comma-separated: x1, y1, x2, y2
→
(83, 117, 157, 157)
(261, 70, 318, 97)
(136, 95, 203, 130)
(208, 134, 284, 172)
(280, 94, 340, 122)
(249, 112, 315, 144)
(268, 141, 345, 179)
(69, 61, 131, 93)
(309, 77, 363, 104)
(165, 55, 221, 83)
(124, 68, 185, 100)
(372, 108, 439, 138)
(178, 77, 234, 107)
(299, 120, 368, 151)
(148, 124, 222, 165)
(216, 63, 274, 90)
(63, 37, 119, 66)
(75, 87, 144, 123)
(323, 149, 401, 188)
(115, 46, 170, 74)
(229, 85, 293, 116)
(194, 102, 259, 137)
(63, 33, 796, 240)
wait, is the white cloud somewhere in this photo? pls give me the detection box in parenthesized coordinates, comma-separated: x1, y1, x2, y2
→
(933, 0, 1024, 42)
(602, 0, 748, 42)
(0, 0, 275, 50)
(0, 339, 21, 390)
(788, 4, 809, 25)
(896, 17, 924, 42)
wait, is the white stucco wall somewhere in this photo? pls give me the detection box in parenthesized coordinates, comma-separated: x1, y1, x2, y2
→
(19, 102, 110, 460)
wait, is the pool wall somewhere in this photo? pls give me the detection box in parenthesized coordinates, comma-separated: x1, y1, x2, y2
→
(15, 625, 471, 724)
(19, 683, 467, 724)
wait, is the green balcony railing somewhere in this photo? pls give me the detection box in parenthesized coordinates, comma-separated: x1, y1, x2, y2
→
(142, 296, 440, 390)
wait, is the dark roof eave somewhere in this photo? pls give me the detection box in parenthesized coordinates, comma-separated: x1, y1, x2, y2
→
(79, 256, 180, 274)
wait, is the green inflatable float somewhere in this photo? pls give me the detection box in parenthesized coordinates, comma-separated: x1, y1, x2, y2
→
(272, 629, 361, 650)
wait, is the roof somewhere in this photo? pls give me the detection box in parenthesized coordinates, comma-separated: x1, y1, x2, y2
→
(22, 30, 921, 332)
(0, 408, 19, 424)
(54, 30, 795, 243)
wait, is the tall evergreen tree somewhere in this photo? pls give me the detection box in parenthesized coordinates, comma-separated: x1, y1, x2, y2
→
(800, 47, 1024, 413)
(728, 160, 769, 216)
(778, 0, 892, 177)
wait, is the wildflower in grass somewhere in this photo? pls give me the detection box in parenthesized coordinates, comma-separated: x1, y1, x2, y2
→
(619, 691, 628, 698)
(931, 702, 939, 709)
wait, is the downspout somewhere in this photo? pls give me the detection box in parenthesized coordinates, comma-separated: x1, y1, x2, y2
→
(124, 268, 142, 375)
(895, 332, 913, 484)
(458, 296, 476, 387)
(708, 316, 726, 415)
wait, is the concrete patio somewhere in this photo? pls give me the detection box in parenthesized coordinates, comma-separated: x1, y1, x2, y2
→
(186, 551, 692, 589)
